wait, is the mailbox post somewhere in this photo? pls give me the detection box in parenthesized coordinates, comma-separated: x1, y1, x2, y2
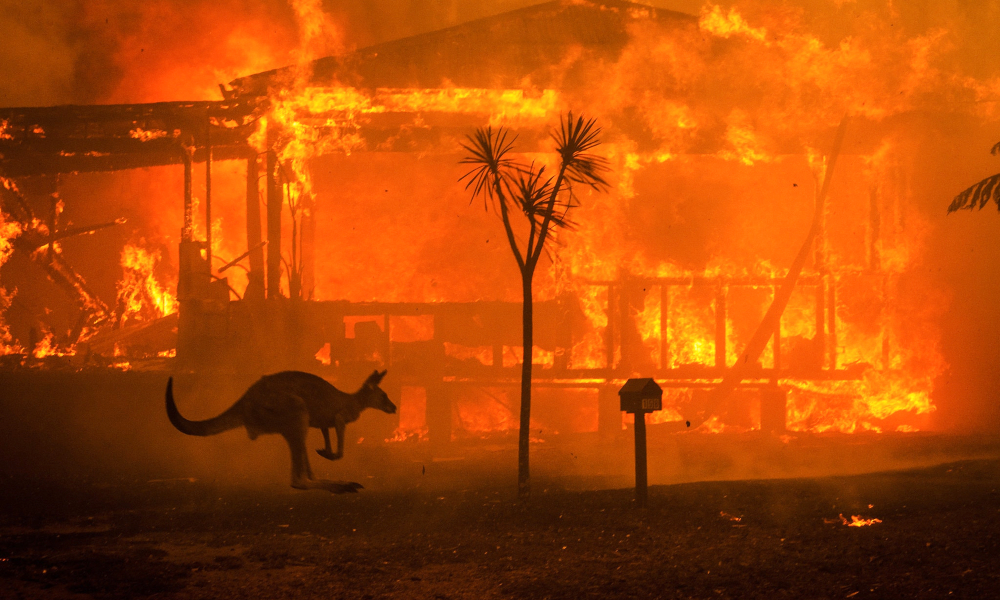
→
(619, 378, 663, 508)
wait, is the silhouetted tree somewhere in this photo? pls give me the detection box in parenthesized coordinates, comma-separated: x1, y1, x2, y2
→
(461, 114, 608, 500)
(949, 141, 1000, 213)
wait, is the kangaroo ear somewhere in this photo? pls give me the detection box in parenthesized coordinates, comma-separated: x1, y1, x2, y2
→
(376, 369, 387, 383)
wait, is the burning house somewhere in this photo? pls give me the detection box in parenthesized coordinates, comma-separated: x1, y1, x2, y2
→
(0, 0, 993, 456)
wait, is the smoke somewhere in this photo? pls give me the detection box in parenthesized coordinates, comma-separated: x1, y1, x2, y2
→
(0, 0, 549, 107)
(3, 0, 1000, 437)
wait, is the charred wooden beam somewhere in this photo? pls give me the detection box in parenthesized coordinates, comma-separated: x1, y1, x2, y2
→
(266, 124, 282, 299)
(715, 284, 727, 369)
(245, 154, 266, 301)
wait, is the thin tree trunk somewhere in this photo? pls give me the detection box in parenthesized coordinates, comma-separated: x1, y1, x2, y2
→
(518, 269, 533, 500)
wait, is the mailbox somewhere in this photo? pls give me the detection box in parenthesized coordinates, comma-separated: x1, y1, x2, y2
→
(619, 378, 663, 413)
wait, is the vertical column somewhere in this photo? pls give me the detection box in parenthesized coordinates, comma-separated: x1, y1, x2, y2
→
(618, 276, 632, 373)
(633, 410, 648, 508)
(659, 285, 669, 370)
(715, 284, 727, 369)
(245, 153, 265, 301)
(47, 190, 58, 261)
(604, 284, 615, 372)
(772, 285, 782, 374)
(205, 115, 212, 267)
(815, 279, 826, 369)
(828, 275, 837, 370)
(266, 125, 282, 299)
(182, 144, 194, 242)
(301, 200, 315, 300)
(881, 275, 892, 370)
(868, 186, 882, 271)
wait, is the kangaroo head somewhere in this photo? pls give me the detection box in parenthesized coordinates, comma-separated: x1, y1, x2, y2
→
(362, 369, 396, 414)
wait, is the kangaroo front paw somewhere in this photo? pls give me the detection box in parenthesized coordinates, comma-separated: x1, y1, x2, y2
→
(316, 449, 341, 461)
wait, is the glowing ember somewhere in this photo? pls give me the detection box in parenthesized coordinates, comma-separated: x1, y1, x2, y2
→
(129, 128, 169, 142)
(840, 514, 883, 527)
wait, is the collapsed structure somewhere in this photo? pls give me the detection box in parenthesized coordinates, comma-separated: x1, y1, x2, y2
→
(1, 0, 963, 444)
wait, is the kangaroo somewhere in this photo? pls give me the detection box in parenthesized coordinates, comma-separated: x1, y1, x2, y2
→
(165, 370, 396, 493)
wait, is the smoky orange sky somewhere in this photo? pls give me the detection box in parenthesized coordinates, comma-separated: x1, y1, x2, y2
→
(4, 0, 999, 106)
(3, 0, 1000, 435)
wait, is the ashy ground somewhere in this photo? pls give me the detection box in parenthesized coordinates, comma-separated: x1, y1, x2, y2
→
(2, 458, 999, 599)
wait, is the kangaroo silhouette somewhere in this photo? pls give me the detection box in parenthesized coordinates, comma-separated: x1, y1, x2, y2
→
(166, 370, 396, 493)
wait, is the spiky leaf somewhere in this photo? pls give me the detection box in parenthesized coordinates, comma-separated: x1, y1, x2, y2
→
(949, 173, 1000, 213)
(459, 127, 517, 207)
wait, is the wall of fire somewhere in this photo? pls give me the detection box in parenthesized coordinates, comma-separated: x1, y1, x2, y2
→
(5, 0, 995, 439)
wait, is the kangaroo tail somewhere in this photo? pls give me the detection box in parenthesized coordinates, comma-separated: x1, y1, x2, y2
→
(166, 377, 243, 436)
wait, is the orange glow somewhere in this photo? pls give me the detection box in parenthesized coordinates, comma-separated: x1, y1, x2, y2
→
(116, 242, 178, 328)
(7, 0, 992, 438)
(841, 514, 883, 527)
(314, 342, 331, 366)
(387, 386, 429, 443)
(0, 201, 22, 355)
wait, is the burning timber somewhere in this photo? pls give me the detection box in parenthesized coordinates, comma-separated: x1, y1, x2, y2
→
(0, 0, 955, 445)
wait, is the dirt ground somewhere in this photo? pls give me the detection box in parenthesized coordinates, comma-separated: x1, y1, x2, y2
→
(2, 457, 999, 600)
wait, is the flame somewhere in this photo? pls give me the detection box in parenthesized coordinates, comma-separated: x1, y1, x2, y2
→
(32, 331, 74, 358)
(6, 0, 987, 438)
(315, 342, 331, 366)
(116, 242, 178, 328)
(699, 4, 768, 42)
(0, 204, 23, 355)
(840, 514, 882, 527)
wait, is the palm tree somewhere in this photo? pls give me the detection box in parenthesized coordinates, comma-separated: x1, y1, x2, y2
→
(460, 114, 608, 500)
(949, 141, 1000, 213)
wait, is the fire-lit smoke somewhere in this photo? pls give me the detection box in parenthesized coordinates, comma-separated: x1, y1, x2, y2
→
(3, 0, 1000, 436)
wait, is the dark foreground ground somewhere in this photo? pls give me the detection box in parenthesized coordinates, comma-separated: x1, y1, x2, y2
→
(2, 459, 999, 600)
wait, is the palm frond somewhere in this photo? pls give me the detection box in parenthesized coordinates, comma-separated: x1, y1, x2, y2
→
(459, 126, 517, 207)
(949, 173, 1000, 213)
(551, 113, 610, 191)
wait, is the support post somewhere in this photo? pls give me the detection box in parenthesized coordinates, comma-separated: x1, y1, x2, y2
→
(604, 284, 615, 371)
(48, 190, 58, 261)
(715, 284, 727, 369)
(301, 199, 315, 300)
(815, 279, 826, 369)
(660, 285, 669, 370)
(633, 410, 648, 507)
(772, 286, 782, 374)
(828, 274, 837, 370)
(266, 125, 282, 299)
(619, 276, 632, 373)
(245, 153, 265, 301)
(182, 144, 194, 242)
(205, 116, 212, 268)
(619, 378, 661, 509)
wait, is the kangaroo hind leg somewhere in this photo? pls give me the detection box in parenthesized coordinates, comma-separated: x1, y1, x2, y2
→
(284, 414, 362, 494)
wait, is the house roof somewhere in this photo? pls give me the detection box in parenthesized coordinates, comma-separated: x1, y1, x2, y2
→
(226, 0, 695, 97)
(0, 1, 696, 177)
